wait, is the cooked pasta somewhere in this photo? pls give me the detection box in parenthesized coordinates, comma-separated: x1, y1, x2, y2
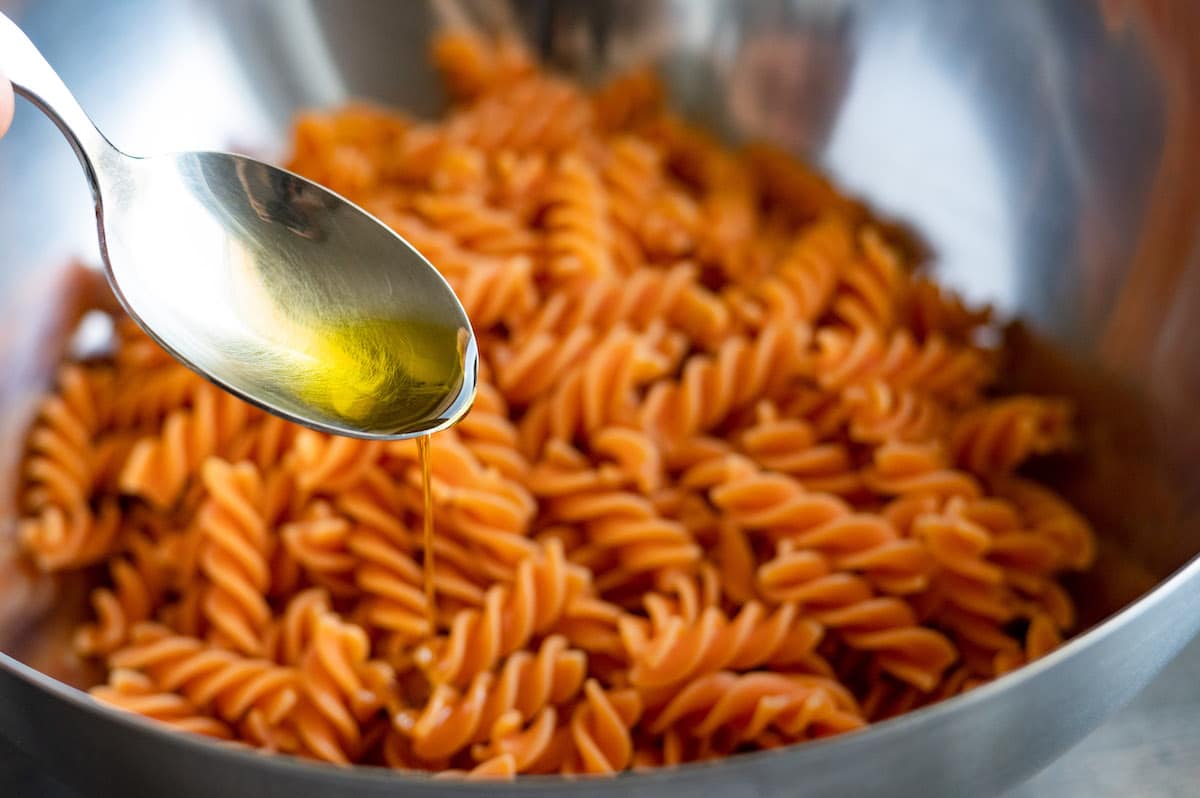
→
(16, 29, 1095, 778)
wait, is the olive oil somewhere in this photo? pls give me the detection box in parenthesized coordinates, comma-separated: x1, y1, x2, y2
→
(229, 242, 477, 438)
(417, 433, 436, 629)
(284, 315, 472, 435)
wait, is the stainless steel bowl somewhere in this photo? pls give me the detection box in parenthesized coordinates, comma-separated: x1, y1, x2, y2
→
(2, 1, 1200, 796)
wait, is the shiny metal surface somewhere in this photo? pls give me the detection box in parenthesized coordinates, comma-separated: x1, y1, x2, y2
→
(0, 10, 477, 440)
(10, 633, 1200, 797)
(1, 0, 1200, 796)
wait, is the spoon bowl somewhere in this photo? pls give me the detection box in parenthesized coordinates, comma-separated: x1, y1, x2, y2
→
(1, 12, 476, 439)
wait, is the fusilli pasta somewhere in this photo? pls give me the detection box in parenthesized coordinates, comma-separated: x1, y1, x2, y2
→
(16, 29, 1095, 779)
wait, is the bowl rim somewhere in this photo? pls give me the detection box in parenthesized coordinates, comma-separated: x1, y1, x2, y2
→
(3, 547, 1198, 790)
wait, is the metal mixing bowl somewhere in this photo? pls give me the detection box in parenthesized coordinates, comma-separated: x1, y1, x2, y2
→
(2, 1, 1200, 796)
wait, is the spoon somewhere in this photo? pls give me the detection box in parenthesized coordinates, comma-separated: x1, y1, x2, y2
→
(0, 12, 477, 440)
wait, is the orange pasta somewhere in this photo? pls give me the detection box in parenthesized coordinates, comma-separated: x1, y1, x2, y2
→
(17, 31, 1095, 777)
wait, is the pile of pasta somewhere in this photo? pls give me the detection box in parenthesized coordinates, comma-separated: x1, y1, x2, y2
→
(17, 32, 1095, 778)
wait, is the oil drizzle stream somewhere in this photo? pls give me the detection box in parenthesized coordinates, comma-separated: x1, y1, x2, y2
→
(417, 434, 436, 629)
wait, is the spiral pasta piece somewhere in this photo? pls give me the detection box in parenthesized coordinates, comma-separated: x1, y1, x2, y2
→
(553, 593, 629, 664)
(992, 477, 1096, 571)
(492, 326, 597, 406)
(198, 458, 272, 656)
(292, 429, 383, 498)
(649, 672, 864, 743)
(281, 501, 357, 598)
(454, 378, 529, 480)
(640, 321, 811, 443)
(619, 599, 824, 689)
(534, 444, 701, 589)
(292, 609, 393, 764)
(22, 364, 112, 512)
(109, 358, 205, 429)
(288, 102, 412, 199)
(830, 227, 905, 330)
(388, 431, 537, 568)
(568, 680, 641, 774)
(20, 498, 122, 572)
(397, 635, 585, 762)
(706, 462, 953, 687)
(91, 669, 234, 740)
(863, 441, 982, 499)
(251, 591, 322, 670)
(602, 136, 701, 261)
(888, 493, 1078, 674)
(448, 255, 538, 334)
(523, 263, 727, 350)
(347, 524, 485, 642)
(412, 193, 536, 257)
(758, 535, 953, 687)
(739, 402, 861, 495)
(415, 539, 588, 686)
(518, 325, 671, 453)
(736, 213, 854, 327)
(106, 623, 299, 730)
(119, 384, 254, 508)
(469, 708, 561, 774)
(75, 532, 167, 656)
(950, 396, 1073, 474)
(815, 327, 992, 404)
(542, 154, 612, 280)
(837, 380, 945, 449)
(239, 413, 301, 474)
(444, 75, 594, 157)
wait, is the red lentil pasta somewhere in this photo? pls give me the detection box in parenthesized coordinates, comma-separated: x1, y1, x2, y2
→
(16, 31, 1096, 778)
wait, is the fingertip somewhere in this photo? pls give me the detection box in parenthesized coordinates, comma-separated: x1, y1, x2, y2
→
(0, 76, 13, 138)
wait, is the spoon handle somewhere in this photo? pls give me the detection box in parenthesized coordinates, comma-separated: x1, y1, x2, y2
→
(0, 12, 117, 191)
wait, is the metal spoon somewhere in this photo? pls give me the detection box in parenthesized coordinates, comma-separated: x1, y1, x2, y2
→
(0, 12, 477, 440)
